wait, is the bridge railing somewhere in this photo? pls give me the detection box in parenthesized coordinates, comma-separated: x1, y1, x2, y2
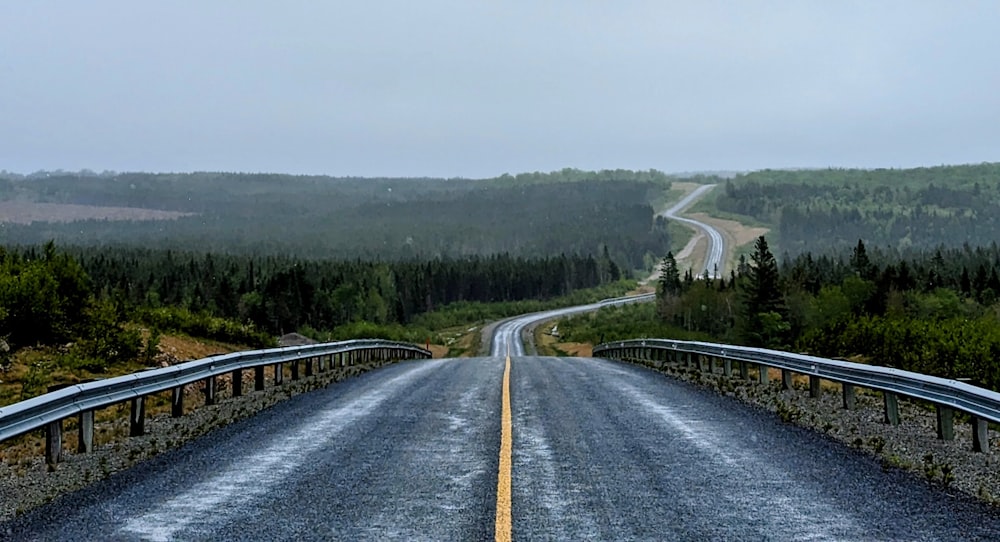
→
(0, 339, 431, 464)
(594, 338, 1000, 453)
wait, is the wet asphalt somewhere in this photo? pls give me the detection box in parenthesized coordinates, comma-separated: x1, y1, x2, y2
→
(5, 353, 1000, 540)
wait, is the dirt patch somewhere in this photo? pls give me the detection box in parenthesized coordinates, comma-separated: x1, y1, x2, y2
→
(427, 344, 450, 358)
(674, 231, 710, 277)
(0, 202, 193, 224)
(555, 342, 592, 357)
(157, 335, 242, 362)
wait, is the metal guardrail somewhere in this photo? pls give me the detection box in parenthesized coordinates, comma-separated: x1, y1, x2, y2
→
(594, 338, 1000, 453)
(0, 339, 431, 463)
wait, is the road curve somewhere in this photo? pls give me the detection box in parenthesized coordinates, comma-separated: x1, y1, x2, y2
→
(489, 294, 654, 357)
(663, 184, 725, 278)
(6, 300, 1000, 540)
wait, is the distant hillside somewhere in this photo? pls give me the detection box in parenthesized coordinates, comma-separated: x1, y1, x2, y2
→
(0, 168, 672, 269)
(712, 162, 1000, 256)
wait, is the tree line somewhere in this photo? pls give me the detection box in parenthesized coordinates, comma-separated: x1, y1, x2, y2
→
(0, 169, 671, 268)
(564, 237, 1000, 392)
(0, 243, 622, 372)
(713, 163, 1000, 256)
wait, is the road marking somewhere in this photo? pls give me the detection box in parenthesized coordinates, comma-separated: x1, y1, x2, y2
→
(495, 344, 513, 542)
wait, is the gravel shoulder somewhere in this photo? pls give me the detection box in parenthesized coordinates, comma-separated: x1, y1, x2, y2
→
(0, 360, 391, 524)
(621, 355, 1000, 507)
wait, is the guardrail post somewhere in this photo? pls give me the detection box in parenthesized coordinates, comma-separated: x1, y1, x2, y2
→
(46, 419, 63, 465)
(204, 376, 217, 406)
(936, 406, 954, 441)
(781, 369, 793, 390)
(78, 410, 94, 453)
(232, 369, 243, 397)
(809, 375, 821, 398)
(171, 386, 184, 417)
(274, 363, 284, 385)
(130, 396, 146, 437)
(305, 357, 314, 377)
(842, 384, 855, 410)
(255, 366, 265, 391)
(758, 364, 770, 385)
(883, 392, 900, 426)
(291, 359, 300, 381)
(973, 417, 990, 453)
(740, 360, 750, 380)
(723, 358, 732, 377)
(318, 355, 326, 372)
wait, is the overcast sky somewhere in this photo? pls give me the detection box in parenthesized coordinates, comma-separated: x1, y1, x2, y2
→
(2, 2, 998, 178)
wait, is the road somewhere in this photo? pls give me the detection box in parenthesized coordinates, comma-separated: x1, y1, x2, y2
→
(6, 304, 1000, 540)
(662, 184, 725, 278)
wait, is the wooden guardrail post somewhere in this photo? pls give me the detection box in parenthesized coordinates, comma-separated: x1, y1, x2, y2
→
(290, 359, 300, 381)
(274, 363, 284, 385)
(171, 386, 184, 417)
(883, 392, 900, 425)
(232, 369, 243, 397)
(305, 357, 314, 377)
(255, 366, 265, 391)
(78, 410, 94, 453)
(842, 384, 855, 410)
(723, 358, 732, 377)
(973, 417, 990, 453)
(809, 375, 821, 398)
(936, 406, 954, 440)
(740, 360, 750, 380)
(130, 396, 146, 437)
(46, 419, 63, 465)
(781, 369, 793, 390)
(758, 364, 770, 385)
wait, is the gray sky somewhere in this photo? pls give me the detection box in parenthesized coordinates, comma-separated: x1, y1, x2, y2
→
(2, 2, 998, 178)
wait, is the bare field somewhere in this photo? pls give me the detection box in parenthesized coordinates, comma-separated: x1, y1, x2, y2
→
(0, 202, 193, 224)
(673, 230, 709, 276)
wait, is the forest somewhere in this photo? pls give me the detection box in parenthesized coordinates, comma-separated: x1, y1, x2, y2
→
(0, 242, 621, 360)
(713, 162, 1000, 256)
(560, 236, 1000, 393)
(0, 169, 672, 270)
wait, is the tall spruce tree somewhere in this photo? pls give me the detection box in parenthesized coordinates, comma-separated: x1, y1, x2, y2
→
(657, 252, 682, 297)
(739, 236, 786, 347)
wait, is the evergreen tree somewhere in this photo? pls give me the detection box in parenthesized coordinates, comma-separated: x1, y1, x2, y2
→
(739, 236, 786, 347)
(850, 239, 873, 279)
(657, 252, 682, 297)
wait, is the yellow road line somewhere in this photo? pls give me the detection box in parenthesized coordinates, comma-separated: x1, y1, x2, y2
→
(495, 344, 513, 542)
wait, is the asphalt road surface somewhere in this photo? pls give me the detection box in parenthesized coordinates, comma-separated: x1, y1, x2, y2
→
(663, 184, 726, 278)
(6, 306, 1000, 540)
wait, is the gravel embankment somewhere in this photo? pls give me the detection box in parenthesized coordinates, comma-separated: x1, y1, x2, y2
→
(625, 356, 1000, 506)
(0, 361, 389, 523)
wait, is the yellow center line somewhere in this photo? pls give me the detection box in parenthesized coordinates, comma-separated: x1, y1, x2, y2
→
(495, 343, 513, 542)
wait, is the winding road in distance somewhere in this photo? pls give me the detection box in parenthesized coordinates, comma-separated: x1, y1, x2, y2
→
(6, 297, 1000, 540)
(662, 183, 726, 278)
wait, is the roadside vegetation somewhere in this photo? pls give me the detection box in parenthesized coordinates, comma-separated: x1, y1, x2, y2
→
(0, 240, 633, 405)
(561, 236, 1000, 393)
